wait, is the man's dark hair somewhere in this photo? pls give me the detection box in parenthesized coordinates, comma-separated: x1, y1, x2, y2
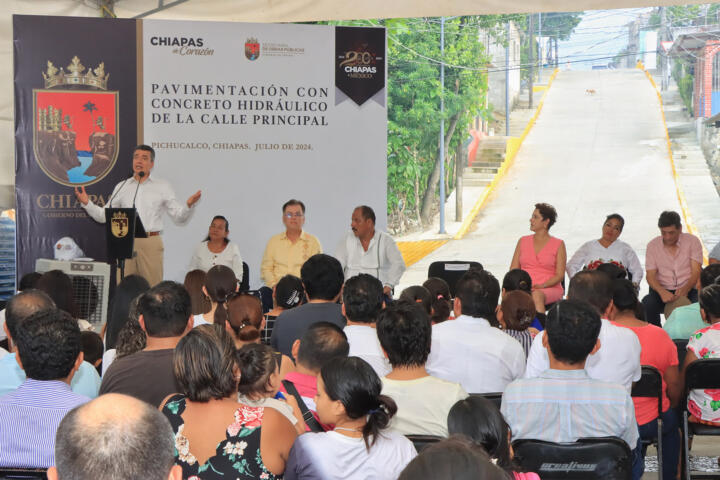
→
(700, 264, 720, 289)
(376, 303, 432, 367)
(535, 202, 557, 229)
(658, 210, 681, 229)
(15, 309, 81, 381)
(546, 299, 601, 365)
(19, 272, 42, 291)
(567, 270, 613, 316)
(5, 289, 55, 339)
(342, 274, 384, 323)
(296, 321, 349, 372)
(137, 281, 191, 337)
(356, 205, 376, 224)
(454, 269, 500, 319)
(37, 270, 78, 318)
(134, 144, 155, 162)
(283, 198, 306, 214)
(300, 254, 344, 301)
(54, 394, 176, 480)
(81, 331, 104, 367)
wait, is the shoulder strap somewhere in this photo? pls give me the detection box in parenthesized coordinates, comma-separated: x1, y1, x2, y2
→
(282, 379, 324, 433)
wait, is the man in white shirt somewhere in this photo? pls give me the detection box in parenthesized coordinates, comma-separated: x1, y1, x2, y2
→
(342, 274, 391, 377)
(525, 269, 642, 392)
(335, 206, 405, 297)
(74, 145, 201, 286)
(426, 269, 526, 393)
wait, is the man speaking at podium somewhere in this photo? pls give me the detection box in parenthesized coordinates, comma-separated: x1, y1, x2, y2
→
(74, 145, 202, 286)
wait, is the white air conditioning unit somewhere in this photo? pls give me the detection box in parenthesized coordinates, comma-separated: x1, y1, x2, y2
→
(35, 259, 111, 328)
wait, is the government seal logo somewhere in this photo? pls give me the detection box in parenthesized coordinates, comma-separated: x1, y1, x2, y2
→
(245, 38, 260, 61)
(33, 56, 119, 187)
(111, 211, 129, 238)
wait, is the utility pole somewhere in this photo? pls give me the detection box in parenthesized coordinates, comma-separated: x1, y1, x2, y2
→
(528, 13, 534, 109)
(538, 13, 543, 82)
(660, 6, 667, 91)
(505, 21, 510, 136)
(439, 16, 446, 234)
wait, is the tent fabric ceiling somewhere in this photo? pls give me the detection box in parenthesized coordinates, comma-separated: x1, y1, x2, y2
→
(0, 0, 709, 209)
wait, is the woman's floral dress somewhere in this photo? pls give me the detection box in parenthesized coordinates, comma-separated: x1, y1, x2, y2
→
(687, 323, 720, 424)
(162, 394, 280, 479)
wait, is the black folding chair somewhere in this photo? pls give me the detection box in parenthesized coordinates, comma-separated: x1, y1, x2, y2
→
(427, 261, 482, 297)
(469, 392, 502, 411)
(674, 338, 689, 367)
(239, 261, 250, 292)
(631, 365, 664, 478)
(513, 437, 632, 480)
(405, 434, 443, 452)
(681, 359, 720, 480)
(0, 468, 47, 480)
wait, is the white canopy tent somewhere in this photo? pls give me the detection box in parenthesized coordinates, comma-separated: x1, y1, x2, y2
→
(0, 0, 708, 208)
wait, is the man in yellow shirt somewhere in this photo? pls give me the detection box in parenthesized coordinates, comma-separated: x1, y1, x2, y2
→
(259, 199, 322, 310)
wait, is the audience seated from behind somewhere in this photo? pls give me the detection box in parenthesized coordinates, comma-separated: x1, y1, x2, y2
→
(681, 283, 720, 426)
(161, 324, 296, 478)
(102, 275, 151, 362)
(100, 281, 192, 407)
(343, 274, 390, 377)
(0, 271, 41, 347)
(102, 297, 146, 375)
(0, 290, 100, 398)
(80, 331, 104, 374)
(37, 270, 93, 332)
(501, 299, 643, 480)
(237, 343, 304, 434)
(421, 277, 453, 323)
(184, 269, 211, 317)
(498, 290, 538, 357)
(194, 265, 238, 327)
(49, 393, 182, 480)
(525, 270, 642, 392)
(426, 269, 526, 393)
(281, 321, 350, 431)
(0, 308, 90, 468)
(377, 302, 467, 436)
(398, 436, 508, 480)
(264, 274, 306, 342)
(398, 285, 432, 315)
(271, 254, 345, 357)
(664, 263, 720, 340)
(502, 269, 544, 331)
(284, 356, 416, 480)
(448, 396, 540, 480)
(610, 278, 681, 480)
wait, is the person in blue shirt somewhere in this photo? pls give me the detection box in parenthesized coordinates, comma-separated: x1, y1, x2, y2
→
(664, 264, 720, 340)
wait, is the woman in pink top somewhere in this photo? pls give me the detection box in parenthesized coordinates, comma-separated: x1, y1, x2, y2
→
(510, 203, 566, 314)
(610, 279, 681, 480)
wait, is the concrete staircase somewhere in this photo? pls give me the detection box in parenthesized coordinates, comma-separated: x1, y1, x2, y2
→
(464, 136, 507, 186)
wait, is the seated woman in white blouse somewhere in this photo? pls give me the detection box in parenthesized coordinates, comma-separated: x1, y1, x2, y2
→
(567, 213, 643, 286)
(189, 215, 244, 282)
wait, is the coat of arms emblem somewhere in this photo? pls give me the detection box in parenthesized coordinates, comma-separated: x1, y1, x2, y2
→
(33, 56, 119, 187)
(111, 211, 129, 238)
(245, 38, 260, 61)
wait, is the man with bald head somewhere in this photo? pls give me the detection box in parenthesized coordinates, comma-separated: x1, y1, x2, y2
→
(49, 393, 181, 480)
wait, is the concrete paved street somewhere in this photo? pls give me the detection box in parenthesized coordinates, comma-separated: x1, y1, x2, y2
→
(398, 69, 685, 293)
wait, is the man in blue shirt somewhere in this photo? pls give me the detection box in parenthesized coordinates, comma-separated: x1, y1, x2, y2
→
(0, 290, 101, 397)
(664, 264, 720, 339)
(0, 308, 90, 467)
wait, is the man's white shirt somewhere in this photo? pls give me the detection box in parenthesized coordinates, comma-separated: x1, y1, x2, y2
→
(335, 231, 405, 288)
(426, 315, 526, 393)
(344, 325, 391, 378)
(524, 318, 642, 392)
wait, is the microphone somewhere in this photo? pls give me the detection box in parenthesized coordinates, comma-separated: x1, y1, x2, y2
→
(107, 174, 131, 208)
(132, 171, 145, 208)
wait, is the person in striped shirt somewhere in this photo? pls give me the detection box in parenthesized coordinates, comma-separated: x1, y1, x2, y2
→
(0, 308, 90, 468)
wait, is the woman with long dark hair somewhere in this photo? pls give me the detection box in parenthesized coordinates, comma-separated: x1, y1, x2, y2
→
(104, 275, 150, 350)
(284, 357, 416, 479)
(193, 265, 237, 328)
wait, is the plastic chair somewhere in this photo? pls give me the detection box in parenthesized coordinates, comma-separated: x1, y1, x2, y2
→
(674, 338, 688, 367)
(631, 365, 664, 478)
(469, 392, 502, 411)
(427, 261, 483, 297)
(0, 468, 47, 480)
(512, 437, 632, 479)
(239, 261, 250, 292)
(681, 359, 720, 480)
(405, 434, 443, 452)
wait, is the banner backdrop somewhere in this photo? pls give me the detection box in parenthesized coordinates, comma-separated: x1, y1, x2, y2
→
(14, 16, 387, 288)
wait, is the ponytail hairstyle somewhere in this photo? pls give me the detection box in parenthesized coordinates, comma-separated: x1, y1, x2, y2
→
(275, 275, 305, 310)
(204, 265, 237, 327)
(236, 343, 281, 399)
(612, 278, 645, 320)
(320, 356, 397, 450)
(502, 269, 532, 295)
(226, 294, 263, 343)
(423, 277, 452, 323)
(699, 284, 720, 322)
(500, 290, 535, 331)
(398, 286, 432, 315)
